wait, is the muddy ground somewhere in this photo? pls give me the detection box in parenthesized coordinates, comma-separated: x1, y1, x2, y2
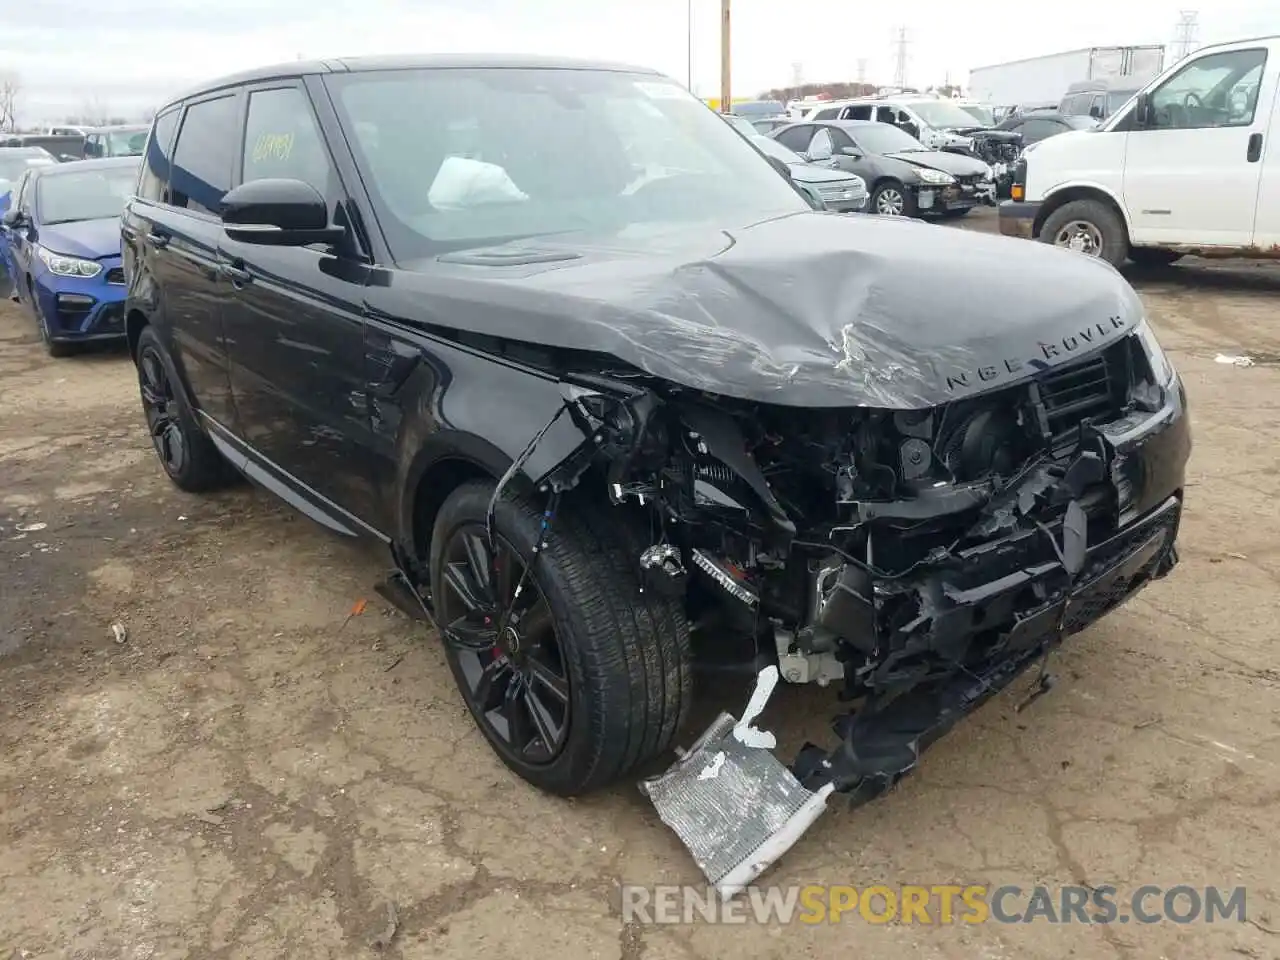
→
(2, 208, 1280, 959)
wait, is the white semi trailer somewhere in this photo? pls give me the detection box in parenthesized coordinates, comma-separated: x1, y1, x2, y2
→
(968, 45, 1166, 109)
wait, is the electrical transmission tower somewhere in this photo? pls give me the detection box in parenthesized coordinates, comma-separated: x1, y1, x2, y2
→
(892, 27, 910, 90)
(791, 61, 804, 89)
(856, 58, 868, 85)
(1173, 10, 1199, 61)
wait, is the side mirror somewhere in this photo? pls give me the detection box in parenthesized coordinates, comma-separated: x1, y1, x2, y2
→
(1088, 104, 1104, 119)
(58, 153, 79, 162)
(840, 146, 862, 160)
(1133, 93, 1153, 128)
(2, 209, 27, 229)
(808, 140, 834, 162)
(220, 178, 346, 246)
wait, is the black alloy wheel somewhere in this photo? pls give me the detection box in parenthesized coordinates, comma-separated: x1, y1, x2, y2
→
(437, 523, 572, 765)
(139, 343, 188, 478)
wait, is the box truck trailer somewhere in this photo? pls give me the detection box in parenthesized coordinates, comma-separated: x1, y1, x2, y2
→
(968, 45, 1166, 109)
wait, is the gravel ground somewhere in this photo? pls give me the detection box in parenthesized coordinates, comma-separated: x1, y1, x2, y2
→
(2, 208, 1280, 959)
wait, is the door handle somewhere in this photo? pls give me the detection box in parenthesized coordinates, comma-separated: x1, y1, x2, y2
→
(146, 231, 170, 248)
(1247, 132, 1263, 163)
(216, 261, 252, 287)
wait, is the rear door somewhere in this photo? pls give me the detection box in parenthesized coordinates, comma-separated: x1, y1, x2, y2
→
(139, 93, 242, 430)
(218, 80, 381, 525)
(1122, 45, 1272, 247)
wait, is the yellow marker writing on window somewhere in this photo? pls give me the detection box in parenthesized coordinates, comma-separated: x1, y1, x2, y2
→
(252, 132, 295, 163)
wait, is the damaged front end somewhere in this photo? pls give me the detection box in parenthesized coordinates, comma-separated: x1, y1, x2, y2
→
(537, 317, 1188, 892)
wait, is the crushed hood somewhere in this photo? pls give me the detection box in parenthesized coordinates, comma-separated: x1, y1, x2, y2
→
(381, 210, 1144, 409)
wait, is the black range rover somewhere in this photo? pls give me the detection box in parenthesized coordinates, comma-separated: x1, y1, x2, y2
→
(121, 55, 1190, 808)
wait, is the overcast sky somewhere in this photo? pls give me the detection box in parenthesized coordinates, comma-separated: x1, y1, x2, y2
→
(2, 0, 1278, 123)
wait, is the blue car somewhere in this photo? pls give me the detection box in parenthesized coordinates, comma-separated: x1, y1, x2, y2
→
(1, 157, 138, 355)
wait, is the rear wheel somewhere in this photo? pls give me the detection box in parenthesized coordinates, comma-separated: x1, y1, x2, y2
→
(1040, 199, 1128, 267)
(135, 326, 231, 493)
(430, 481, 692, 795)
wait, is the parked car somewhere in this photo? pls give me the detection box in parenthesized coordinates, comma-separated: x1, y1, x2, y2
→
(122, 55, 1187, 857)
(1001, 35, 1277, 265)
(83, 125, 151, 159)
(995, 111, 1099, 148)
(1059, 78, 1143, 121)
(801, 96, 986, 152)
(771, 119, 995, 217)
(750, 135, 867, 211)
(750, 117, 791, 134)
(722, 113, 867, 211)
(0, 147, 60, 291)
(0, 134, 85, 162)
(2, 157, 137, 354)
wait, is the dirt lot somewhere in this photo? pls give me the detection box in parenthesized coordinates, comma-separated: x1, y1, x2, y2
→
(2, 209, 1280, 959)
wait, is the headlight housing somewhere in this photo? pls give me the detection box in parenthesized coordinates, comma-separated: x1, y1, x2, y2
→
(916, 168, 956, 185)
(1135, 318, 1176, 386)
(37, 246, 102, 278)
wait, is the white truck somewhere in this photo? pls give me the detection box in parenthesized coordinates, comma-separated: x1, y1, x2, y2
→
(969, 45, 1166, 111)
(998, 35, 1279, 265)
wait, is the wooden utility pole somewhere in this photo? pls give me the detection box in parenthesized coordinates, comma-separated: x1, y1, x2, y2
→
(719, 0, 731, 112)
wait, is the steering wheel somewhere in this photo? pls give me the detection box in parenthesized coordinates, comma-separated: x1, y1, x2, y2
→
(1183, 92, 1203, 110)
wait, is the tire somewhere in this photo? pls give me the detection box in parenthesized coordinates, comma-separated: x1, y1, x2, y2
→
(1040, 199, 1128, 267)
(134, 325, 231, 493)
(1128, 247, 1183, 267)
(430, 480, 693, 796)
(28, 278, 75, 358)
(870, 180, 916, 218)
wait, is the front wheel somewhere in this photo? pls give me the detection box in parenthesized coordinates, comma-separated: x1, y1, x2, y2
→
(870, 181, 916, 218)
(1040, 199, 1128, 267)
(430, 481, 692, 796)
(28, 278, 74, 358)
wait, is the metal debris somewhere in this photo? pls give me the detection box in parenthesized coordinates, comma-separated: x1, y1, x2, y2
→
(110, 623, 128, 645)
(1215, 354, 1254, 367)
(369, 901, 399, 950)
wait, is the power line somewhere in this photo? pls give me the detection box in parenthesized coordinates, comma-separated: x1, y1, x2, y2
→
(892, 27, 910, 90)
(1173, 10, 1199, 61)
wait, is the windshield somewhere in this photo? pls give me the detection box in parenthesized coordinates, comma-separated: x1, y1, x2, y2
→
(906, 100, 987, 129)
(326, 68, 808, 258)
(37, 165, 138, 223)
(751, 135, 802, 164)
(958, 104, 994, 127)
(730, 100, 785, 118)
(106, 129, 148, 156)
(850, 123, 927, 154)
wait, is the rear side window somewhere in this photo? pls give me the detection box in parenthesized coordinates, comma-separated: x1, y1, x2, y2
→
(241, 87, 333, 195)
(171, 95, 239, 216)
(137, 110, 178, 202)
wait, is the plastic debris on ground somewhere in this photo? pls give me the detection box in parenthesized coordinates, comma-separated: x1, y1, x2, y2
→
(639, 665, 835, 899)
(1215, 354, 1254, 367)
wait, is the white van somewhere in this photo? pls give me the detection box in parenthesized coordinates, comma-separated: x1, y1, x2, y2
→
(999, 35, 1279, 266)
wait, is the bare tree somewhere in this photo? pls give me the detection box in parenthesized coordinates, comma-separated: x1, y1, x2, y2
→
(0, 73, 21, 133)
(79, 96, 111, 127)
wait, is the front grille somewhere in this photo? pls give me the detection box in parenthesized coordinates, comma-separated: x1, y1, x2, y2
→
(1034, 343, 1126, 440)
(105, 267, 125, 285)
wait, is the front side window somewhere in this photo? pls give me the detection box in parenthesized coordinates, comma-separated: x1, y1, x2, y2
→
(1147, 48, 1268, 129)
(138, 110, 179, 203)
(171, 95, 239, 215)
(326, 68, 807, 259)
(241, 87, 333, 195)
(37, 164, 139, 224)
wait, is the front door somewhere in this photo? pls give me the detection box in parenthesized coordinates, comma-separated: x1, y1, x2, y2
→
(219, 82, 381, 528)
(1123, 46, 1272, 247)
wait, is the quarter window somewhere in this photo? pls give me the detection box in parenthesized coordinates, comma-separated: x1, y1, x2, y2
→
(1147, 48, 1268, 129)
(137, 109, 178, 203)
(774, 125, 816, 152)
(241, 87, 333, 194)
(170, 95, 239, 215)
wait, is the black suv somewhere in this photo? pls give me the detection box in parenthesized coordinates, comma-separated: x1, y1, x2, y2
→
(122, 55, 1190, 803)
